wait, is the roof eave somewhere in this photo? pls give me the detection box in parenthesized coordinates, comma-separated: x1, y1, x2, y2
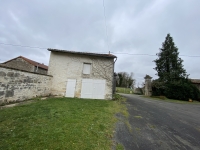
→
(48, 48, 117, 58)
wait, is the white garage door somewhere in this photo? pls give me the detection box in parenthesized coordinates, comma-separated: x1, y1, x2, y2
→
(66, 79, 76, 97)
(81, 79, 93, 99)
(81, 79, 106, 99)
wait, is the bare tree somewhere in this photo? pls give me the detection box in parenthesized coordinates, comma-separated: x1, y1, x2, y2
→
(116, 72, 135, 88)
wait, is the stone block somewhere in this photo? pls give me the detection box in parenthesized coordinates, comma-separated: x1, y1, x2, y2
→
(0, 91, 4, 96)
(0, 71, 6, 77)
(5, 90, 14, 97)
(14, 73, 20, 77)
(7, 72, 14, 77)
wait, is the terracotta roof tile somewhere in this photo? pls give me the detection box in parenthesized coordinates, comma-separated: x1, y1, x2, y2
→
(3, 56, 48, 70)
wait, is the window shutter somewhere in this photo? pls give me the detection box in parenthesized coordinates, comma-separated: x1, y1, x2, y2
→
(83, 63, 91, 74)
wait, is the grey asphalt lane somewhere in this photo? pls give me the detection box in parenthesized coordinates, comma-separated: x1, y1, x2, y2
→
(114, 94, 200, 150)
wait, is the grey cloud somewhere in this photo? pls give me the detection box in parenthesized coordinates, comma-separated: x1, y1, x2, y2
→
(0, 0, 200, 85)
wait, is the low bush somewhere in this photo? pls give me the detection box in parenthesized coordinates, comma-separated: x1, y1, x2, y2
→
(113, 94, 126, 102)
(152, 79, 200, 101)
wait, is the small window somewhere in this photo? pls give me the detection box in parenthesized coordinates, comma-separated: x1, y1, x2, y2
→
(83, 63, 91, 74)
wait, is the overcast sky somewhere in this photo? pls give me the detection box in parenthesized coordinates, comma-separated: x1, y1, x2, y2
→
(0, 0, 200, 85)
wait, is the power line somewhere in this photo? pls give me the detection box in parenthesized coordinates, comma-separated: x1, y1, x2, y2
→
(179, 55, 200, 57)
(0, 42, 108, 53)
(111, 52, 200, 57)
(111, 52, 156, 56)
(0, 42, 47, 49)
(102, 0, 109, 52)
(0, 42, 200, 57)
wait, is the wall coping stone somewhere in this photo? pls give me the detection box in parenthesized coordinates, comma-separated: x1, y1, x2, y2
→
(0, 65, 53, 77)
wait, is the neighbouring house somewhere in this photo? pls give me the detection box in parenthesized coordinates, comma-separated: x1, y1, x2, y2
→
(190, 79, 200, 91)
(0, 56, 48, 74)
(47, 49, 117, 100)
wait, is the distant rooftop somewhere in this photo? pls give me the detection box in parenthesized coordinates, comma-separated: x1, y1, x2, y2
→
(190, 79, 200, 84)
(2, 56, 48, 70)
(48, 48, 117, 58)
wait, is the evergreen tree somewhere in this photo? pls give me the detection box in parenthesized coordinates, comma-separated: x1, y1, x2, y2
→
(154, 34, 188, 82)
(152, 34, 200, 100)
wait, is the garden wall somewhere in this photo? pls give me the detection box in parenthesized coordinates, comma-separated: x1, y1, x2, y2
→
(0, 66, 52, 105)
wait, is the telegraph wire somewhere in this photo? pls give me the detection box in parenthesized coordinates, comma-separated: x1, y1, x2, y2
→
(179, 55, 200, 57)
(111, 52, 200, 57)
(0, 42, 200, 57)
(0, 42, 46, 49)
(111, 52, 156, 56)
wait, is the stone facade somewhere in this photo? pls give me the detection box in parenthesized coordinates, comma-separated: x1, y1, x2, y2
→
(1, 57, 48, 74)
(144, 75, 152, 96)
(34, 67, 47, 75)
(48, 51, 115, 99)
(2, 57, 34, 72)
(0, 66, 52, 105)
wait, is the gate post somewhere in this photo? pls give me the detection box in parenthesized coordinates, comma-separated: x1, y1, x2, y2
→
(144, 75, 152, 96)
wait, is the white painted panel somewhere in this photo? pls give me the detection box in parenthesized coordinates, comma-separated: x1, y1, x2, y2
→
(92, 80, 105, 99)
(81, 79, 93, 98)
(83, 63, 91, 74)
(81, 79, 105, 99)
(66, 79, 76, 97)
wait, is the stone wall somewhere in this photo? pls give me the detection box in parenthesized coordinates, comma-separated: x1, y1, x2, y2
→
(48, 52, 114, 99)
(34, 67, 48, 75)
(0, 66, 52, 105)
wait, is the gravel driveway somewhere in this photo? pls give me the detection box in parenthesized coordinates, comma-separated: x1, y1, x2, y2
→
(114, 94, 200, 150)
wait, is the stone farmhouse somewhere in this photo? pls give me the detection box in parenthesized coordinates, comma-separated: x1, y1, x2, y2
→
(47, 49, 117, 100)
(1, 56, 48, 74)
(0, 50, 117, 105)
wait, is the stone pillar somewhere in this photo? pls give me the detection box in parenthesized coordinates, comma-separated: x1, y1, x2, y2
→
(144, 75, 152, 96)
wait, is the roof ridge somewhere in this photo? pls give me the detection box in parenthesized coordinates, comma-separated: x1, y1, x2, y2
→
(2, 56, 48, 70)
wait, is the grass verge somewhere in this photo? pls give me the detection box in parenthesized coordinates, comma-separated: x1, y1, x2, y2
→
(116, 143, 124, 150)
(116, 87, 133, 94)
(141, 96, 200, 104)
(0, 96, 126, 150)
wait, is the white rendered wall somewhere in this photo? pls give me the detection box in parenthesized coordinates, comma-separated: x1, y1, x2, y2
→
(48, 52, 114, 99)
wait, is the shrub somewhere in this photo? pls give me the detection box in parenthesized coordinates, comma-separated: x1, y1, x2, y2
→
(165, 80, 200, 101)
(152, 79, 200, 101)
(113, 94, 123, 101)
(152, 80, 165, 96)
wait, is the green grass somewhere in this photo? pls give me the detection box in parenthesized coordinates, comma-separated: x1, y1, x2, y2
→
(116, 143, 124, 150)
(142, 96, 200, 104)
(0, 97, 125, 150)
(116, 87, 133, 94)
(134, 116, 143, 119)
